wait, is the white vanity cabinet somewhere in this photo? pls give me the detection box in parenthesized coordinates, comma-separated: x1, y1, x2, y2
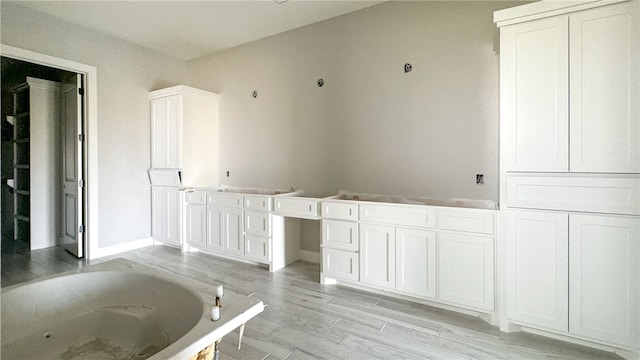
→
(186, 191, 244, 256)
(243, 196, 272, 262)
(186, 188, 301, 272)
(321, 193, 497, 316)
(151, 186, 181, 247)
(321, 200, 360, 282)
(499, 1, 639, 174)
(207, 193, 243, 256)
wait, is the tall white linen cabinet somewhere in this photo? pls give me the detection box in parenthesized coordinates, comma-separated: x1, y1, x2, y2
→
(149, 86, 219, 248)
(495, 0, 639, 355)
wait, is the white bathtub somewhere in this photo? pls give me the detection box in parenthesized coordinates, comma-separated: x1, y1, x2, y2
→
(1, 259, 264, 359)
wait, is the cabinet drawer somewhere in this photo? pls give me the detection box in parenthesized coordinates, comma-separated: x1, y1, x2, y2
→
(244, 210, 271, 237)
(244, 234, 270, 262)
(186, 191, 207, 205)
(208, 193, 243, 208)
(322, 201, 358, 221)
(360, 204, 436, 228)
(322, 220, 358, 251)
(506, 174, 640, 215)
(323, 248, 359, 282)
(438, 209, 495, 235)
(274, 197, 320, 218)
(244, 195, 272, 211)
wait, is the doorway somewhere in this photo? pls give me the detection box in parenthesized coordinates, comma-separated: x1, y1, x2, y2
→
(1, 57, 85, 257)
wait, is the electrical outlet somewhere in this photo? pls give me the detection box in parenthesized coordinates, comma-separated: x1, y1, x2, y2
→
(476, 174, 484, 184)
(226, 171, 230, 177)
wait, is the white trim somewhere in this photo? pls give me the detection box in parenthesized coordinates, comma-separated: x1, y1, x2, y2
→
(149, 85, 219, 100)
(0, 44, 100, 259)
(494, 0, 628, 27)
(298, 249, 320, 263)
(90, 237, 154, 258)
(520, 326, 639, 358)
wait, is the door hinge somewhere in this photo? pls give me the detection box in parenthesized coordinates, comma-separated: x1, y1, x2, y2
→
(78, 134, 84, 142)
(79, 225, 84, 233)
(79, 179, 84, 188)
(79, 88, 85, 96)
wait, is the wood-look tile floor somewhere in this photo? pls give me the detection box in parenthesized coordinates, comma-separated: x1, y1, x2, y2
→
(1, 245, 624, 360)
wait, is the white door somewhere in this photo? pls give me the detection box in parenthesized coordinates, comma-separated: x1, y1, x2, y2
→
(505, 210, 569, 331)
(438, 232, 495, 311)
(185, 203, 206, 249)
(61, 74, 84, 257)
(359, 224, 396, 290)
(395, 228, 436, 299)
(569, 2, 639, 173)
(151, 187, 167, 241)
(151, 95, 181, 169)
(165, 188, 180, 246)
(501, 16, 569, 171)
(206, 206, 223, 252)
(223, 207, 243, 256)
(569, 214, 639, 348)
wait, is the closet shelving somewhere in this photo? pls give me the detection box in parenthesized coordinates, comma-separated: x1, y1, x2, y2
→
(12, 83, 31, 243)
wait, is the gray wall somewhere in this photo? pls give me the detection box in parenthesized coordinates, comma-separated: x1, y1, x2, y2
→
(187, 1, 516, 201)
(1, 2, 186, 247)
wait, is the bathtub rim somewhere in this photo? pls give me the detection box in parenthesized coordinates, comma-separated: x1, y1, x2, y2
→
(0, 257, 265, 360)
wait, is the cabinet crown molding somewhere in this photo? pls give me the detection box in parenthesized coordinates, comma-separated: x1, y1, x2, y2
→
(494, 0, 628, 26)
(149, 85, 219, 100)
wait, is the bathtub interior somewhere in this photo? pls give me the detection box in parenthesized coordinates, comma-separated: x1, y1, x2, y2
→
(1, 270, 203, 359)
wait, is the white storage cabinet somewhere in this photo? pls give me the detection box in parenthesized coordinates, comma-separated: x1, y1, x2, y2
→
(497, 0, 640, 351)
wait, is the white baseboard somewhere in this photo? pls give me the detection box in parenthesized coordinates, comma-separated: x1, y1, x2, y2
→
(89, 237, 153, 259)
(298, 249, 320, 263)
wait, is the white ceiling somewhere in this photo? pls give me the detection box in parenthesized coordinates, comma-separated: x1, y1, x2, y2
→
(14, 0, 385, 61)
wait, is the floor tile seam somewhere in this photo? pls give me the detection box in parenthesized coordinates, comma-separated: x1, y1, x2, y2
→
(327, 301, 442, 336)
(338, 332, 433, 360)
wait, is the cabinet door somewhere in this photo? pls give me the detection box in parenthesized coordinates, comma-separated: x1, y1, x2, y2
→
(438, 232, 495, 311)
(185, 203, 206, 249)
(151, 95, 181, 169)
(505, 210, 569, 331)
(323, 248, 359, 282)
(165, 188, 181, 246)
(244, 210, 271, 237)
(151, 187, 167, 241)
(223, 207, 244, 256)
(359, 224, 395, 290)
(501, 16, 569, 171)
(245, 234, 270, 262)
(569, 214, 639, 348)
(570, 3, 639, 173)
(206, 206, 223, 252)
(395, 228, 436, 299)
(322, 219, 358, 251)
